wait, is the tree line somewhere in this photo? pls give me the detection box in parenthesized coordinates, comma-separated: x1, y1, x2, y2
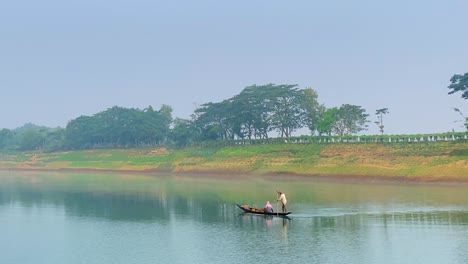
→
(1, 72, 467, 152)
(0, 84, 371, 151)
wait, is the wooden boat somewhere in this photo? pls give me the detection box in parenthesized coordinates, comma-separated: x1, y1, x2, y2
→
(236, 204, 291, 216)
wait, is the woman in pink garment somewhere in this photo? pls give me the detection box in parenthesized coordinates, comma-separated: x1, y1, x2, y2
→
(264, 201, 273, 213)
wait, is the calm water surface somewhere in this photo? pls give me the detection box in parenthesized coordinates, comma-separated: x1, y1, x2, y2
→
(1, 171, 468, 264)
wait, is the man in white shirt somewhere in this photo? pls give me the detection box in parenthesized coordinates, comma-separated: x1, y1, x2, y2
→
(276, 191, 287, 213)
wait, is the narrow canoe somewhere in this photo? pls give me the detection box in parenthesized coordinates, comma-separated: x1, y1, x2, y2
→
(236, 204, 291, 216)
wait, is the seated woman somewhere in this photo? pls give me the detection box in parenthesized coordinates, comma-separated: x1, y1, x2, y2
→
(264, 201, 273, 213)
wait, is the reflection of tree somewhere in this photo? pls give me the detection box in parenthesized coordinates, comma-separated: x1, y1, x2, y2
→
(0, 187, 172, 221)
(0, 172, 242, 224)
(377, 211, 468, 226)
(0, 182, 235, 224)
(66, 192, 172, 221)
(307, 211, 468, 228)
(282, 218, 288, 241)
(311, 215, 366, 229)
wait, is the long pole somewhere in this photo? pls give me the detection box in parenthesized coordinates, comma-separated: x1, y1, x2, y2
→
(276, 192, 279, 216)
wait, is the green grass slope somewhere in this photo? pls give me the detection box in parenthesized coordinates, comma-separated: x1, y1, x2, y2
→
(1, 142, 467, 180)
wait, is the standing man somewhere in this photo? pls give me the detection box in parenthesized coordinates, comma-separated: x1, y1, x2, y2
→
(276, 191, 287, 213)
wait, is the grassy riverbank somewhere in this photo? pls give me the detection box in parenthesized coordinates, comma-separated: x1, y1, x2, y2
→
(1, 141, 467, 181)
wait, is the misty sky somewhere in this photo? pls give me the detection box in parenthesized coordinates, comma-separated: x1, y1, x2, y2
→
(1, 0, 467, 135)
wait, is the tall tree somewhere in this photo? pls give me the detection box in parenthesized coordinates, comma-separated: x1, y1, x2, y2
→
(65, 115, 102, 149)
(374, 108, 389, 135)
(18, 128, 45, 150)
(448, 72, 468, 100)
(230, 85, 272, 139)
(332, 104, 369, 136)
(93, 106, 139, 146)
(0, 128, 14, 149)
(43, 128, 65, 151)
(194, 100, 236, 140)
(170, 118, 198, 147)
(65, 105, 173, 149)
(268, 84, 306, 138)
(453, 108, 468, 131)
(316, 108, 338, 136)
(148, 104, 173, 144)
(301, 88, 325, 135)
(194, 84, 318, 139)
(230, 84, 307, 138)
(158, 104, 173, 126)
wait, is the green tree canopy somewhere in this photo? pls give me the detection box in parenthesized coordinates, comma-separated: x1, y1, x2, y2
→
(448, 72, 468, 100)
(65, 105, 172, 149)
(18, 128, 44, 151)
(332, 104, 369, 136)
(267, 84, 306, 137)
(230, 85, 273, 139)
(170, 118, 198, 148)
(0, 128, 14, 149)
(194, 100, 237, 141)
(316, 107, 338, 136)
(375, 108, 389, 135)
(301, 88, 325, 135)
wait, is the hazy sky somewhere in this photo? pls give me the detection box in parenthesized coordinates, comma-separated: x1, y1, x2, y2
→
(1, 0, 467, 135)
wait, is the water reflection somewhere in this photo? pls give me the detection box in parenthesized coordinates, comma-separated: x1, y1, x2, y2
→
(2, 171, 468, 264)
(282, 218, 289, 240)
(2, 172, 468, 228)
(298, 210, 468, 229)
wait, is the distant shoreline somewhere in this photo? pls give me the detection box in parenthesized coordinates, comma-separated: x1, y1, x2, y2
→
(1, 142, 466, 186)
(2, 167, 468, 186)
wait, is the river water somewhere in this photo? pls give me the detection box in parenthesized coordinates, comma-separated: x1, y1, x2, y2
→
(1, 171, 468, 264)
